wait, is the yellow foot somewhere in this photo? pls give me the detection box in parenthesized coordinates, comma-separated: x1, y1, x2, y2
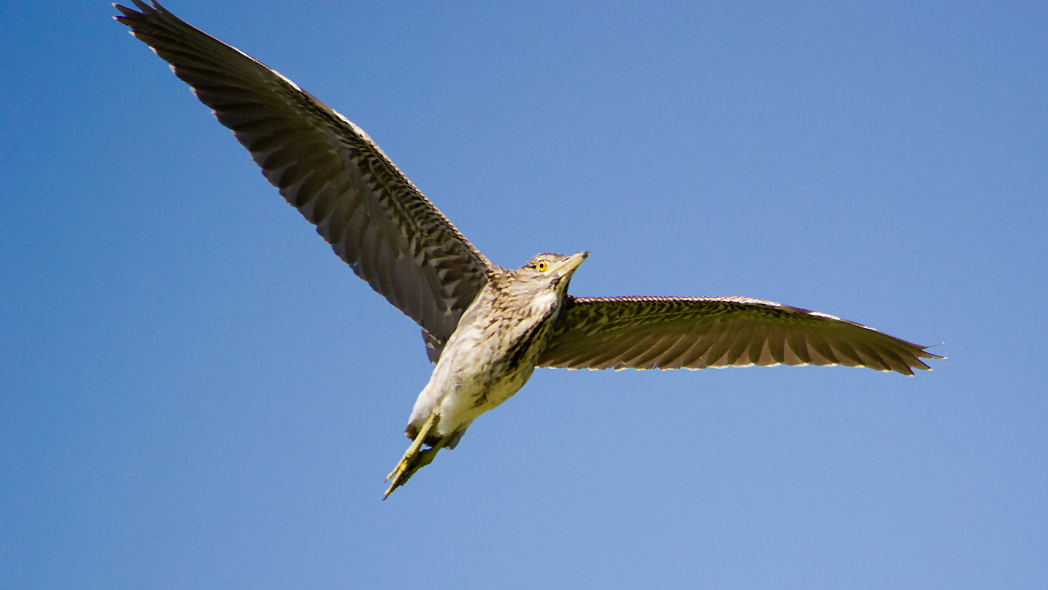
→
(384, 413, 446, 499)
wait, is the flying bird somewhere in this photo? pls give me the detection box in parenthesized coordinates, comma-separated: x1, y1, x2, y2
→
(115, 1, 942, 499)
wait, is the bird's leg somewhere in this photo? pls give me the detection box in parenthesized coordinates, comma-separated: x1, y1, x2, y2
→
(383, 412, 438, 499)
(383, 433, 451, 499)
(400, 434, 451, 480)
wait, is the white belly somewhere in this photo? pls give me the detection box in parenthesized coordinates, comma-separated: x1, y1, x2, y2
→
(406, 290, 558, 439)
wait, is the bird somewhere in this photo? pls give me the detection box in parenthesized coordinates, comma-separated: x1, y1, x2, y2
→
(115, 1, 942, 499)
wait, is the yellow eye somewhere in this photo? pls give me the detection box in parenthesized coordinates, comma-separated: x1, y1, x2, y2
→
(536, 260, 550, 272)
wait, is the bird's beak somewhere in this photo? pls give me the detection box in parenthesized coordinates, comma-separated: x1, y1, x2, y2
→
(551, 251, 589, 276)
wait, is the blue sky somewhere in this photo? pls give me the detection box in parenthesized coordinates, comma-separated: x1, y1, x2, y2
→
(2, 1, 1046, 588)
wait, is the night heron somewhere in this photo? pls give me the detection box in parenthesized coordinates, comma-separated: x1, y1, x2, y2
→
(115, 1, 943, 499)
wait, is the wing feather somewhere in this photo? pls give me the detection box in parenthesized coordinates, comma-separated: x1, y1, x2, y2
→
(115, 1, 494, 358)
(539, 296, 942, 376)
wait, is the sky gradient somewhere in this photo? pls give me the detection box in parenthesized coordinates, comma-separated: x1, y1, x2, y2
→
(2, 1, 1047, 588)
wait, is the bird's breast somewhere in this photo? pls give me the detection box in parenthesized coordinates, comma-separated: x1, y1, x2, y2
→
(407, 286, 564, 435)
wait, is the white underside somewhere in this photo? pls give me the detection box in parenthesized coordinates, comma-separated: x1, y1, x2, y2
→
(407, 290, 558, 440)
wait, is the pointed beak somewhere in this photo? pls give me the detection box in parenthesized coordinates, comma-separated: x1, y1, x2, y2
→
(551, 250, 589, 277)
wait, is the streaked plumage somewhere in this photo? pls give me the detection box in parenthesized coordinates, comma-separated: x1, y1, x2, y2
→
(115, 1, 942, 498)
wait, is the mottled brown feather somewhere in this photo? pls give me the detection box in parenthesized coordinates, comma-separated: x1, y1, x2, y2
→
(539, 296, 941, 375)
(115, 1, 494, 363)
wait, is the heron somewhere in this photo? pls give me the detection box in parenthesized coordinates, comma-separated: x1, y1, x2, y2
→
(115, 1, 942, 499)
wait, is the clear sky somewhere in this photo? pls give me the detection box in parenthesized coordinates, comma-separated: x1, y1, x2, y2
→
(2, 1, 1046, 588)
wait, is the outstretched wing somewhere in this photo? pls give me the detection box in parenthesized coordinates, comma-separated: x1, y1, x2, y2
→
(115, 1, 494, 361)
(538, 296, 942, 376)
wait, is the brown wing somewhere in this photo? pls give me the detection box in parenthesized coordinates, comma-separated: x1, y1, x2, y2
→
(115, 1, 494, 361)
(538, 296, 942, 376)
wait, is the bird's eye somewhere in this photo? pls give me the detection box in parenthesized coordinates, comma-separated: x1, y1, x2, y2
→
(536, 260, 550, 272)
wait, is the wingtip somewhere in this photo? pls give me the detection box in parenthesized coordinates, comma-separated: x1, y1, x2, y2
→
(923, 342, 947, 361)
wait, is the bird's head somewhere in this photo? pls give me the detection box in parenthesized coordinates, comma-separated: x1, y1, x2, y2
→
(515, 251, 590, 294)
